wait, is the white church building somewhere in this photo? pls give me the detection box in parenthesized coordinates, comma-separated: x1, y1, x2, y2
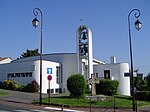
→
(0, 25, 130, 96)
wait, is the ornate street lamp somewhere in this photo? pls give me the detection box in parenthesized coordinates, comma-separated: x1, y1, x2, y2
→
(134, 19, 142, 31)
(128, 9, 142, 111)
(32, 17, 39, 28)
(32, 8, 43, 105)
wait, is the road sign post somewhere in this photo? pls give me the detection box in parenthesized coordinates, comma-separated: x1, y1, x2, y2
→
(48, 80, 50, 105)
(47, 75, 52, 105)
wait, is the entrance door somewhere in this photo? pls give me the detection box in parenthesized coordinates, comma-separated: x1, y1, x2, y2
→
(104, 70, 110, 79)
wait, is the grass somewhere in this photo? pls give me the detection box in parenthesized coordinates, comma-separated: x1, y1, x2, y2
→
(115, 95, 150, 108)
(33, 94, 150, 109)
(0, 91, 8, 96)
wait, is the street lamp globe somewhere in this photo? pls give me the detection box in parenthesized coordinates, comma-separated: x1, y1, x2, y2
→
(134, 19, 142, 31)
(32, 17, 39, 28)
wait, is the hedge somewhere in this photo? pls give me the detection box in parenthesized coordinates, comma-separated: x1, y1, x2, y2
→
(135, 91, 150, 101)
(96, 79, 119, 96)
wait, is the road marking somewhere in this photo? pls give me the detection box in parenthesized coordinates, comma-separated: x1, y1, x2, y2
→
(13, 110, 30, 112)
(0, 110, 9, 112)
(45, 106, 86, 112)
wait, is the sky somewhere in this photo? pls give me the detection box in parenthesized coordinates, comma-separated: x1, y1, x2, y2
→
(0, 0, 150, 75)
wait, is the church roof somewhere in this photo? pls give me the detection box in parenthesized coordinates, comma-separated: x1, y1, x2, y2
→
(0, 58, 8, 61)
(0, 57, 12, 61)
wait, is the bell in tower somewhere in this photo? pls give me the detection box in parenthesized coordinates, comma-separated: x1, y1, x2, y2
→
(82, 31, 87, 40)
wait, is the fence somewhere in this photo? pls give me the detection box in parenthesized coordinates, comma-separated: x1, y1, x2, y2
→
(60, 95, 137, 112)
(88, 95, 137, 112)
(88, 95, 116, 112)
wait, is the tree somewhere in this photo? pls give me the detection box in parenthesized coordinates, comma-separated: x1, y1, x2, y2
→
(19, 49, 39, 59)
(146, 74, 150, 87)
(67, 74, 86, 98)
(134, 76, 146, 91)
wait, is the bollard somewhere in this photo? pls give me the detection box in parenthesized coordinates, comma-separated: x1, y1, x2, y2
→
(114, 96, 116, 112)
(135, 101, 138, 112)
(90, 97, 91, 112)
(61, 104, 64, 112)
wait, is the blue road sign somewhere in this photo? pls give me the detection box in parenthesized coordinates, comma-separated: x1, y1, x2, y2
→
(47, 68, 52, 74)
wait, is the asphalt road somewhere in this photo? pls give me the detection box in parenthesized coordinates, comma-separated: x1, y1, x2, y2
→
(0, 89, 86, 112)
(0, 100, 19, 110)
(0, 89, 47, 103)
(0, 89, 52, 111)
(0, 99, 51, 111)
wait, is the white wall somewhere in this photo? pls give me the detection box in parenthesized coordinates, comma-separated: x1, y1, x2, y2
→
(0, 60, 60, 94)
(0, 61, 35, 83)
(33, 60, 60, 94)
(12, 53, 78, 93)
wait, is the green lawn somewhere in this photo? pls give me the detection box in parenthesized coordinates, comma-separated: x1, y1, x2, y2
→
(33, 95, 150, 109)
(0, 91, 8, 96)
(45, 97, 113, 107)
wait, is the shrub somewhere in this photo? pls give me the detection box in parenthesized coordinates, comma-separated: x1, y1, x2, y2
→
(85, 84, 91, 94)
(2, 79, 20, 91)
(140, 85, 149, 91)
(0, 79, 39, 93)
(135, 91, 150, 101)
(23, 79, 39, 92)
(96, 79, 119, 96)
(67, 74, 86, 98)
(18, 85, 26, 91)
(134, 77, 147, 91)
(0, 82, 3, 88)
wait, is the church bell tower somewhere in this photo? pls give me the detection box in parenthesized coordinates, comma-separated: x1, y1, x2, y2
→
(76, 25, 93, 80)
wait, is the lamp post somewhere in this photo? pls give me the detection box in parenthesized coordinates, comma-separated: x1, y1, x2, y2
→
(32, 8, 43, 105)
(128, 9, 142, 111)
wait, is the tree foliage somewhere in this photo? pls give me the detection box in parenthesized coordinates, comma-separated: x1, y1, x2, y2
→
(134, 77, 146, 91)
(19, 49, 39, 59)
(67, 74, 86, 98)
(146, 74, 150, 87)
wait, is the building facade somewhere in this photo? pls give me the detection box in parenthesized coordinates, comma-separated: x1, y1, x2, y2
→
(0, 54, 130, 96)
(0, 25, 130, 96)
(93, 57, 130, 96)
